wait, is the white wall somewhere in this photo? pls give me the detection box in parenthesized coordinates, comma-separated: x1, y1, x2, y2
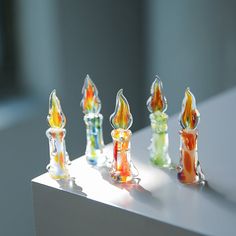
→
(144, 0, 236, 121)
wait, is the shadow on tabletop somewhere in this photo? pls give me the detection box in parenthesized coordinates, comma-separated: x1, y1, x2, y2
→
(54, 156, 236, 214)
(97, 165, 162, 208)
(164, 164, 236, 214)
(202, 182, 236, 213)
(56, 177, 87, 197)
(148, 161, 236, 214)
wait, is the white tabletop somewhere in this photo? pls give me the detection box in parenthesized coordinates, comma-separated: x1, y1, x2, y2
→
(32, 87, 236, 236)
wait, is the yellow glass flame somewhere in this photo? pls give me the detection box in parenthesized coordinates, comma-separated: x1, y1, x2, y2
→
(110, 89, 133, 130)
(180, 88, 200, 129)
(147, 77, 167, 113)
(47, 90, 66, 128)
(81, 75, 101, 114)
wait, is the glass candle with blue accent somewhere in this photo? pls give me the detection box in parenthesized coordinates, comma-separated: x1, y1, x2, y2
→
(81, 75, 105, 165)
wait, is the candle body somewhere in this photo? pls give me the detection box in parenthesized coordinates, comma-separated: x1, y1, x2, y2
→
(149, 111, 171, 167)
(110, 129, 137, 183)
(178, 129, 205, 184)
(84, 113, 105, 165)
(46, 128, 69, 179)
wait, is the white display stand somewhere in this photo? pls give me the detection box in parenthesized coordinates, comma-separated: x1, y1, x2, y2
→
(32, 88, 236, 236)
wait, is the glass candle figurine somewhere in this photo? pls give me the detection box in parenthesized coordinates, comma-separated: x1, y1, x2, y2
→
(109, 89, 138, 183)
(146, 77, 171, 167)
(81, 75, 105, 165)
(177, 88, 205, 184)
(46, 90, 70, 179)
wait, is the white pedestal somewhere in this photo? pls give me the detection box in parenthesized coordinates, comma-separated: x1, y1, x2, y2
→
(32, 88, 236, 236)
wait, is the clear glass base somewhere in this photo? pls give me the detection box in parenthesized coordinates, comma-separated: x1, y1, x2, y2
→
(110, 160, 138, 183)
(46, 164, 70, 180)
(150, 155, 171, 168)
(86, 153, 107, 167)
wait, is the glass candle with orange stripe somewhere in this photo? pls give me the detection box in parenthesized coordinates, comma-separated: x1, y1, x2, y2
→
(147, 77, 171, 167)
(81, 75, 105, 166)
(177, 88, 205, 184)
(110, 89, 138, 183)
(46, 90, 70, 179)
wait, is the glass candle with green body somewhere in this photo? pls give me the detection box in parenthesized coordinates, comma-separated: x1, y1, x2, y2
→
(147, 77, 171, 167)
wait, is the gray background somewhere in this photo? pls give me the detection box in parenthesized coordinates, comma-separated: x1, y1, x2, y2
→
(0, 0, 236, 235)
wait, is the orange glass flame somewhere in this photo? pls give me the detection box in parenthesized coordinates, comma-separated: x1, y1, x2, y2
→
(180, 88, 200, 130)
(147, 77, 167, 113)
(110, 89, 133, 130)
(81, 75, 101, 114)
(47, 90, 66, 128)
